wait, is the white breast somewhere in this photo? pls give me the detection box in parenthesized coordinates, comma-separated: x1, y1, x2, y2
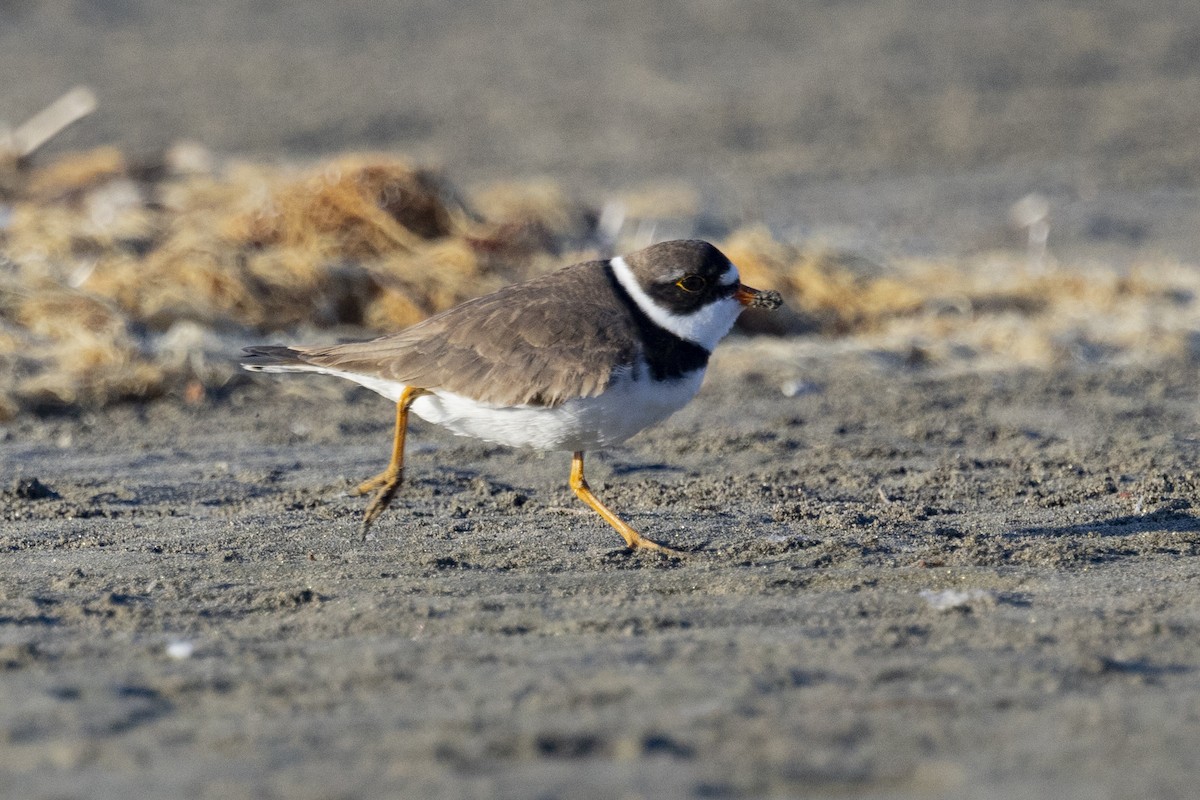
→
(410, 368, 705, 451)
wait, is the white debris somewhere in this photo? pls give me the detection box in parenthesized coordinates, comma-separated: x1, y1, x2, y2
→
(780, 379, 819, 398)
(165, 639, 195, 660)
(919, 588, 995, 612)
(1008, 192, 1050, 271)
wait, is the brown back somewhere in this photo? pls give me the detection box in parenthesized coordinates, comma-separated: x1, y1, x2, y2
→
(299, 261, 641, 407)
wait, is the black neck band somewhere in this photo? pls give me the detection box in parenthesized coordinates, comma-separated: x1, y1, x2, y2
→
(604, 263, 711, 381)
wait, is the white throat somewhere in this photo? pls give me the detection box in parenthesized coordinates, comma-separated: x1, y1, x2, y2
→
(609, 255, 744, 351)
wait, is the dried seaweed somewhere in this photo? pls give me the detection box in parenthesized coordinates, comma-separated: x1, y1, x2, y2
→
(1, 145, 1197, 419)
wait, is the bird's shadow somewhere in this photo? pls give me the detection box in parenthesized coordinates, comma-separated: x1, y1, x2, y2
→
(605, 461, 686, 477)
(599, 547, 691, 567)
(1011, 502, 1198, 539)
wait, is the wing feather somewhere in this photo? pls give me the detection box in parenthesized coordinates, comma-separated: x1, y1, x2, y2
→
(293, 261, 638, 407)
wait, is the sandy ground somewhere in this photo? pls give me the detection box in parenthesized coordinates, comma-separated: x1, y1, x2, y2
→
(4, 1, 1200, 798)
(3, 344, 1199, 799)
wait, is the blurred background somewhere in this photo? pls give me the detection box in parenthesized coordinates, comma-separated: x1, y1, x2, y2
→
(3, 0, 1199, 257)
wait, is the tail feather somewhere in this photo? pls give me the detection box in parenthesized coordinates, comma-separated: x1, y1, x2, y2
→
(241, 345, 318, 373)
(242, 344, 405, 399)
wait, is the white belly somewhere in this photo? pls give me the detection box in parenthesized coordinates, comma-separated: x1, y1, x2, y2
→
(254, 362, 705, 451)
(411, 370, 705, 451)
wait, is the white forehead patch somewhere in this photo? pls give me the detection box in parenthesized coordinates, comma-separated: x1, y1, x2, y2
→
(610, 255, 745, 351)
(719, 263, 740, 286)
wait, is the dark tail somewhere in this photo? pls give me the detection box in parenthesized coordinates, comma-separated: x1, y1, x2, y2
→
(241, 345, 311, 371)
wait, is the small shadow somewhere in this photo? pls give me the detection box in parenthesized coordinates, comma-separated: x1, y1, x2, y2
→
(0, 614, 60, 627)
(607, 462, 686, 477)
(1094, 658, 1191, 678)
(600, 547, 690, 566)
(994, 592, 1033, 608)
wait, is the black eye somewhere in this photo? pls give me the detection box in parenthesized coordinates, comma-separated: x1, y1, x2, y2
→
(675, 275, 707, 292)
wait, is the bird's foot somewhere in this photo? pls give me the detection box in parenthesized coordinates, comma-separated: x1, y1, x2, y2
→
(357, 470, 402, 541)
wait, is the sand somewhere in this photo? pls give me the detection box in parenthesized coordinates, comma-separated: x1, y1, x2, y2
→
(3, 346, 1199, 799)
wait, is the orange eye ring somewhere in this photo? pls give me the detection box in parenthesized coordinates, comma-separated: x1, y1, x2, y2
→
(675, 275, 707, 292)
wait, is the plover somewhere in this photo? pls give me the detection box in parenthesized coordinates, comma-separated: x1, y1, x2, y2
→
(242, 239, 782, 553)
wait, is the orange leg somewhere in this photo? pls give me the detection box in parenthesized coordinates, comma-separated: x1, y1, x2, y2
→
(354, 386, 427, 539)
(568, 451, 679, 555)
